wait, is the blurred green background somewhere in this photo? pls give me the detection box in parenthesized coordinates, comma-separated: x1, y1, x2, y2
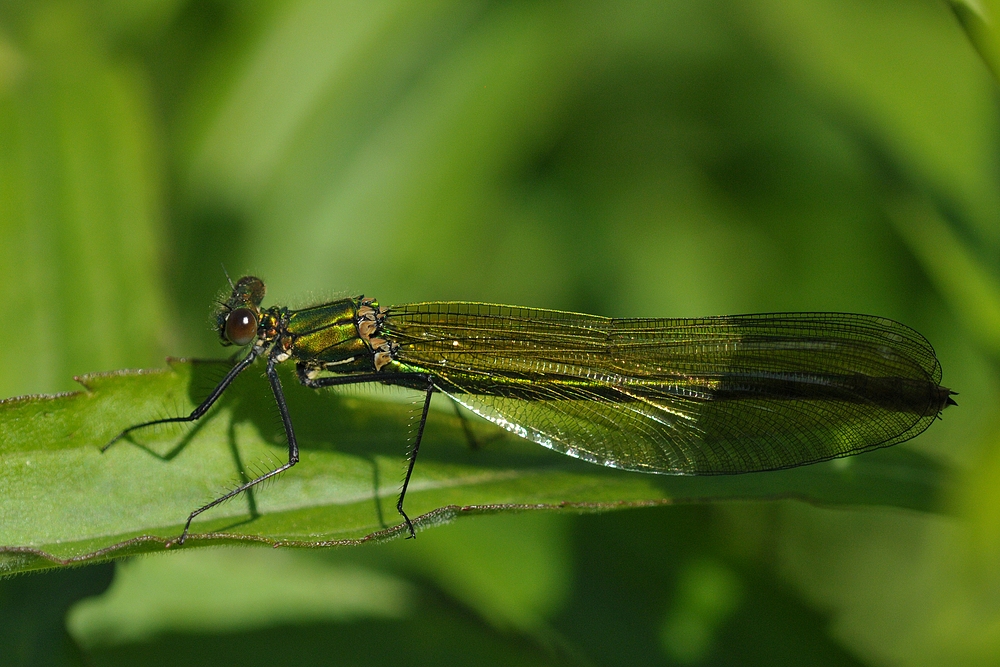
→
(2, 0, 1000, 664)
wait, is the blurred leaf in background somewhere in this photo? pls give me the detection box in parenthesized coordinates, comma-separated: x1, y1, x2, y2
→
(2, 0, 1000, 665)
(0, 1, 170, 398)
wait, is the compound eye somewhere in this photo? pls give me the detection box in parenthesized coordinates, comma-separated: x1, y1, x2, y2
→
(225, 308, 258, 346)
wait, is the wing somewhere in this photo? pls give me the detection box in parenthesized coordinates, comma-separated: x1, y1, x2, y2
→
(380, 303, 950, 475)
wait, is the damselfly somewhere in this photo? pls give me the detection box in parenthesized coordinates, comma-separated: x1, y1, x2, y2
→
(106, 276, 956, 543)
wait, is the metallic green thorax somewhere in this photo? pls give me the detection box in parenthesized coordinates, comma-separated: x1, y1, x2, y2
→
(286, 299, 381, 374)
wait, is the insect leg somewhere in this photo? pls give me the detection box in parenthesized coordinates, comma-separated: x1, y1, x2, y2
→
(397, 376, 435, 538)
(449, 399, 485, 451)
(171, 351, 298, 546)
(103, 348, 260, 452)
(296, 367, 430, 391)
(297, 366, 435, 538)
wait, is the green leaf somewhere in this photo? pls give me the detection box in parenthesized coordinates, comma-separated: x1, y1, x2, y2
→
(947, 0, 1000, 85)
(889, 196, 1000, 357)
(0, 3, 169, 398)
(0, 359, 947, 576)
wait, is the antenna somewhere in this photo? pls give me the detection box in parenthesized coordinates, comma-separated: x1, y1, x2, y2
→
(221, 263, 235, 290)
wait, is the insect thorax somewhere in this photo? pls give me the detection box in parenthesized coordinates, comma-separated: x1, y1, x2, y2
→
(286, 296, 397, 375)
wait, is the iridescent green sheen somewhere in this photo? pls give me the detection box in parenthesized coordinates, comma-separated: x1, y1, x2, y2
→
(287, 298, 372, 370)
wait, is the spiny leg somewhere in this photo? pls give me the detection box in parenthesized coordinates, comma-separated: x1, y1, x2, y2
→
(102, 349, 260, 452)
(297, 366, 435, 538)
(397, 376, 435, 538)
(170, 351, 299, 546)
(296, 366, 432, 392)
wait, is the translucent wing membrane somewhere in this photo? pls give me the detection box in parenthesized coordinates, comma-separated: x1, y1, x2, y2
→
(381, 304, 951, 475)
